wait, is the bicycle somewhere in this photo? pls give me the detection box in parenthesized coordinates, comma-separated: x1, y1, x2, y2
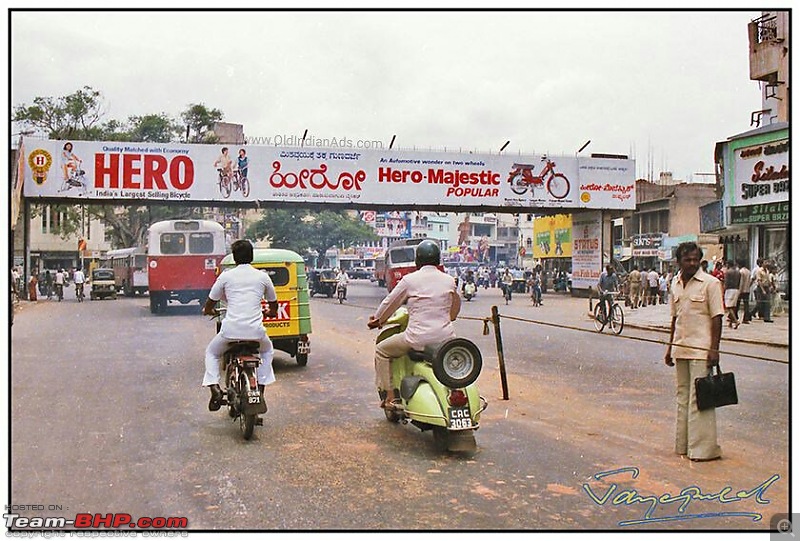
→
(217, 168, 233, 198)
(502, 283, 513, 305)
(593, 292, 624, 334)
(231, 168, 251, 197)
(75, 283, 85, 303)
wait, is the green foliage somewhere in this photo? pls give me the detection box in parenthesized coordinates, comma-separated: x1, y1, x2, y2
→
(14, 86, 105, 139)
(246, 209, 378, 265)
(180, 103, 223, 143)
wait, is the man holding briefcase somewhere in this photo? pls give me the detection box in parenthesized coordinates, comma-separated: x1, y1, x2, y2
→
(664, 241, 724, 462)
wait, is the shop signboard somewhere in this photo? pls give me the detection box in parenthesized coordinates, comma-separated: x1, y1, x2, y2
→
(731, 137, 789, 207)
(571, 211, 602, 290)
(729, 202, 789, 225)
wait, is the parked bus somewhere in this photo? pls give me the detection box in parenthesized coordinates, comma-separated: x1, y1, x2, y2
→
(147, 219, 226, 313)
(103, 247, 148, 296)
(380, 238, 442, 292)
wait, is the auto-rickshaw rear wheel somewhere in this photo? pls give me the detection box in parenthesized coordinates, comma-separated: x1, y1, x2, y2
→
(296, 353, 308, 366)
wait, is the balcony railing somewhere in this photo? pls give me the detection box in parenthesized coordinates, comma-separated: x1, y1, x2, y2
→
(753, 14, 779, 44)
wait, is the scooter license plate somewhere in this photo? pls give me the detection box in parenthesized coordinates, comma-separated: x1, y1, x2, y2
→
(448, 407, 473, 429)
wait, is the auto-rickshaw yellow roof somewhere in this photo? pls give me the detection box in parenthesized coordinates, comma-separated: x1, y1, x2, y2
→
(220, 248, 306, 266)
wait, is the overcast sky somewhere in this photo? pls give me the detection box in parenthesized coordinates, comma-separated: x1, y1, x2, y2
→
(10, 8, 769, 182)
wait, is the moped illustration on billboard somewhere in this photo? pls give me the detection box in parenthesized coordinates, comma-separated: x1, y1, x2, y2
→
(507, 156, 571, 199)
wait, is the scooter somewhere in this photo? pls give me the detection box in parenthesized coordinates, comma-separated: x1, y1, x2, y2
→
(337, 282, 347, 304)
(463, 281, 476, 301)
(372, 308, 488, 453)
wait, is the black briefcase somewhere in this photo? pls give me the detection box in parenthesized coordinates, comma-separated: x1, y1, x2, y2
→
(695, 364, 738, 411)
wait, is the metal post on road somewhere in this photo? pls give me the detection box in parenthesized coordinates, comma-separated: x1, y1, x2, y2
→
(491, 305, 510, 400)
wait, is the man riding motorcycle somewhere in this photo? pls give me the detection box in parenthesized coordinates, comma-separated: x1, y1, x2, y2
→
(367, 240, 461, 410)
(202, 240, 279, 412)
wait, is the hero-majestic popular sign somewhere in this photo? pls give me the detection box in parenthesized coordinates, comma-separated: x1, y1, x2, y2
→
(22, 139, 635, 210)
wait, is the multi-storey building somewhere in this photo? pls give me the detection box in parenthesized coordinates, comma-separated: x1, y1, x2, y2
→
(704, 11, 789, 294)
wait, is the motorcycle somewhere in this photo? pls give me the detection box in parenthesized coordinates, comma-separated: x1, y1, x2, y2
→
(218, 340, 268, 440)
(337, 282, 347, 304)
(75, 283, 85, 302)
(463, 281, 476, 301)
(372, 308, 487, 453)
(55, 283, 64, 302)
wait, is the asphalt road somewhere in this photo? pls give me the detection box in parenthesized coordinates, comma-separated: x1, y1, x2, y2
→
(9, 281, 789, 531)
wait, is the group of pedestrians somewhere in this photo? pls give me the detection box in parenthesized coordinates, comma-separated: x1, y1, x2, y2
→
(714, 257, 778, 328)
(12, 266, 85, 302)
(626, 266, 672, 309)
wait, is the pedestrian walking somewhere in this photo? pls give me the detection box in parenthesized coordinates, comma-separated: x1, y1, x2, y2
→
(752, 259, 774, 323)
(748, 258, 763, 320)
(659, 273, 668, 304)
(723, 260, 740, 328)
(664, 241, 724, 462)
(28, 274, 38, 301)
(736, 260, 751, 324)
(647, 268, 659, 306)
(628, 265, 641, 309)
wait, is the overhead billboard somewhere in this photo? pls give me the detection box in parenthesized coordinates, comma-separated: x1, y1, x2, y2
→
(21, 138, 635, 210)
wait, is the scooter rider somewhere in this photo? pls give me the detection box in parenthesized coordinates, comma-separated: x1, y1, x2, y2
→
(202, 240, 279, 412)
(367, 240, 460, 410)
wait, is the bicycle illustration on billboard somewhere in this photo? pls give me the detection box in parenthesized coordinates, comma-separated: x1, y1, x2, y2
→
(507, 156, 571, 199)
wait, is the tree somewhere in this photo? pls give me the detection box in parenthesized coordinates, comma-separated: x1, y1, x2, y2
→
(246, 209, 378, 266)
(181, 103, 223, 143)
(13, 86, 107, 139)
(127, 114, 179, 143)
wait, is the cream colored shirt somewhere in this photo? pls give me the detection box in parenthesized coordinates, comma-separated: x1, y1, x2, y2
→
(670, 269, 724, 360)
(373, 265, 459, 349)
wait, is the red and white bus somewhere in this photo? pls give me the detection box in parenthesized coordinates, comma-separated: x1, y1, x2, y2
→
(380, 238, 443, 292)
(103, 247, 148, 296)
(147, 219, 226, 313)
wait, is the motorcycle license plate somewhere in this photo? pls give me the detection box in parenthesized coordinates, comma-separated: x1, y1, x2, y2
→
(448, 407, 473, 429)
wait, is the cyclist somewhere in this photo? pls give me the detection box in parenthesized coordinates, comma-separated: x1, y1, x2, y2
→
(214, 147, 233, 178)
(597, 265, 619, 322)
(500, 268, 514, 300)
(73, 267, 86, 300)
(237, 148, 249, 181)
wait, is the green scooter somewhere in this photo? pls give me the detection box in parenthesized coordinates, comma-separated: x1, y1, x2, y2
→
(372, 308, 488, 453)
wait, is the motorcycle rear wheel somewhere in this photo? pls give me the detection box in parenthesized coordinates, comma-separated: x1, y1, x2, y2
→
(239, 373, 256, 440)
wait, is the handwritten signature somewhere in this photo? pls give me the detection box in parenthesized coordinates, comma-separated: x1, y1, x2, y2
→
(582, 467, 780, 527)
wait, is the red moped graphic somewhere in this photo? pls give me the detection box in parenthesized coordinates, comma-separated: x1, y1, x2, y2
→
(507, 156, 570, 199)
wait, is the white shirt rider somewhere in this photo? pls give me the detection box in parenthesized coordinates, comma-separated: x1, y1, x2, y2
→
(201, 240, 279, 411)
(73, 269, 85, 284)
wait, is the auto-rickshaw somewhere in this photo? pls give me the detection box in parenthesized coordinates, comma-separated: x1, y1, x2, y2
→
(308, 268, 338, 298)
(90, 268, 117, 300)
(218, 248, 312, 366)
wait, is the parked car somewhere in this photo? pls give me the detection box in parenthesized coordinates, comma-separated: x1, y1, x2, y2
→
(347, 267, 372, 280)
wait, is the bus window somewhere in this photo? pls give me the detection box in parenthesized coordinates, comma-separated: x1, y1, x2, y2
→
(160, 233, 186, 255)
(389, 247, 415, 264)
(188, 232, 215, 254)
